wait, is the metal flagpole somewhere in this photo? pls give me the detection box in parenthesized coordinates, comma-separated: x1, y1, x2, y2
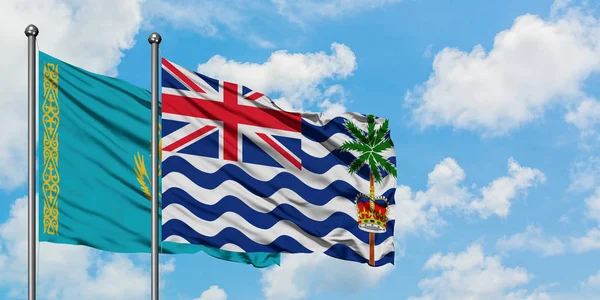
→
(148, 32, 162, 300)
(25, 24, 39, 300)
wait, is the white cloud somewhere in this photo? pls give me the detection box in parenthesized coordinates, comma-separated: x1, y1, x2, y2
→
(396, 157, 545, 238)
(264, 84, 349, 117)
(468, 158, 546, 218)
(422, 157, 471, 209)
(571, 228, 600, 253)
(318, 99, 347, 117)
(317, 85, 348, 117)
(143, 0, 277, 48)
(570, 187, 600, 253)
(143, 0, 244, 36)
(260, 253, 393, 300)
(565, 97, 600, 136)
(504, 290, 553, 300)
(75, 255, 148, 300)
(0, 0, 145, 189)
(249, 35, 277, 49)
(197, 43, 357, 110)
(160, 257, 176, 273)
(423, 44, 434, 58)
(394, 157, 469, 238)
(582, 270, 600, 290)
(394, 184, 445, 238)
(272, 0, 402, 25)
(569, 157, 600, 192)
(409, 243, 548, 300)
(406, 3, 600, 136)
(551, 0, 574, 17)
(194, 285, 228, 300)
(144, 0, 399, 47)
(585, 188, 600, 222)
(537, 271, 600, 299)
(496, 226, 566, 257)
(0, 196, 162, 300)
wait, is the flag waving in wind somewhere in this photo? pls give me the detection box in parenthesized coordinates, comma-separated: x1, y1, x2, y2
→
(37, 52, 278, 268)
(161, 58, 397, 266)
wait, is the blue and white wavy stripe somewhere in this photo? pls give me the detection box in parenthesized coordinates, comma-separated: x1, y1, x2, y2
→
(162, 206, 395, 264)
(160, 171, 395, 245)
(162, 186, 395, 240)
(162, 152, 396, 188)
(162, 114, 396, 266)
(162, 173, 393, 216)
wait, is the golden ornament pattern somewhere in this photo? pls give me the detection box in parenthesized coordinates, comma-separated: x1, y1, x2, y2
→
(42, 62, 60, 235)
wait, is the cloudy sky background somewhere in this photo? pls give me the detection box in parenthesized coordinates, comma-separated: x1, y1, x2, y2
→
(1, 0, 600, 299)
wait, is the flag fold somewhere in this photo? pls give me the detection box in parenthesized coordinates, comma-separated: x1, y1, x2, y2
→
(38, 52, 279, 268)
(161, 58, 397, 266)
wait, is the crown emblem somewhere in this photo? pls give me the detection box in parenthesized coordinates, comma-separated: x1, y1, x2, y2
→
(354, 193, 389, 233)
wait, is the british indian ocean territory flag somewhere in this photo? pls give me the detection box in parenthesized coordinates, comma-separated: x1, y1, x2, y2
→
(160, 58, 397, 267)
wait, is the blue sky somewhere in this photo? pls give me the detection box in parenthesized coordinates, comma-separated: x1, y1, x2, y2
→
(2, 0, 600, 299)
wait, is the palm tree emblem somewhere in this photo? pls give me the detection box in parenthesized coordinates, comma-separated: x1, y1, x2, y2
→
(340, 114, 396, 266)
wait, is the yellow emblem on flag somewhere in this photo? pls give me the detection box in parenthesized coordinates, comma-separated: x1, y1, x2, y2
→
(134, 125, 161, 201)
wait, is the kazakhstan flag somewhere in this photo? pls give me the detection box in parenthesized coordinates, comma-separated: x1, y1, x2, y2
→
(38, 51, 279, 267)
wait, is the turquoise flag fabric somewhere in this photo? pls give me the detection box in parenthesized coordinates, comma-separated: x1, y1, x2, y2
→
(38, 51, 279, 267)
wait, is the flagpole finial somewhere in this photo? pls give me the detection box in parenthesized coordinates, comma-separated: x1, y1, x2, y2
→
(24, 24, 39, 37)
(148, 32, 162, 44)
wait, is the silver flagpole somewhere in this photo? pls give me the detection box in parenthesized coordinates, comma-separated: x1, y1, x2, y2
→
(25, 24, 39, 300)
(148, 32, 162, 300)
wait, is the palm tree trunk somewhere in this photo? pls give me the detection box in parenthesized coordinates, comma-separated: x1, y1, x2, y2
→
(369, 172, 375, 267)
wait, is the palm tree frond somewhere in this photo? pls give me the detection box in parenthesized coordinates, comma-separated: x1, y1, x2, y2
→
(367, 114, 376, 144)
(373, 153, 397, 178)
(340, 141, 371, 153)
(369, 155, 383, 183)
(345, 120, 369, 144)
(372, 139, 393, 153)
(373, 119, 389, 143)
(348, 153, 370, 174)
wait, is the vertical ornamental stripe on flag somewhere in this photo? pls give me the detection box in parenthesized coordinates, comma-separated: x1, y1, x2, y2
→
(161, 58, 397, 266)
(37, 52, 279, 268)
